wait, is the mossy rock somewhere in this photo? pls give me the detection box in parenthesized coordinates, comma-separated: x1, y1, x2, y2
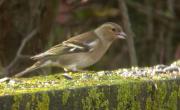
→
(0, 66, 179, 110)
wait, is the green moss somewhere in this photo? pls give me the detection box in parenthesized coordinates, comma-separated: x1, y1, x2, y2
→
(25, 93, 36, 110)
(25, 101, 30, 110)
(0, 72, 143, 96)
(117, 82, 141, 110)
(62, 90, 70, 106)
(82, 88, 109, 110)
(178, 82, 180, 98)
(131, 84, 141, 110)
(23, 92, 50, 110)
(165, 81, 178, 110)
(0, 68, 179, 110)
(153, 82, 167, 109)
(144, 82, 153, 110)
(146, 97, 152, 110)
(37, 93, 50, 110)
(143, 80, 178, 110)
(167, 91, 177, 110)
(12, 94, 23, 110)
(0, 67, 178, 96)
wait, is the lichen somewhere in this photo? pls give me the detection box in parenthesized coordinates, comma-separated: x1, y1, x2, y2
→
(164, 81, 178, 110)
(36, 93, 50, 110)
(82, 87, 109, 110)
(62, 90, 70, 106)
(153, 81, 167, 109)
(144, 80, 178, 110)
(146, 97, 152, 110)
(117, 82, 141, 110)
(0, 67, 179, 110)
(23, 92, 50, 110)
(167, 90, 177, 110)
(12, 94, 23, 110)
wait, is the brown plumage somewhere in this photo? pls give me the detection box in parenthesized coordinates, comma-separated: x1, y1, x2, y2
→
(0, 22, 126, 82)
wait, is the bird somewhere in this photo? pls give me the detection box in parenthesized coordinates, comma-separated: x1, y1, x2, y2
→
(0, 22, 126, 82)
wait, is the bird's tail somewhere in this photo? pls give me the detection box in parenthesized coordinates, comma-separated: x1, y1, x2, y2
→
(0, 63, 40, 82)
(0, 60, 51, 83)
(31, 52, 49, 60)
(14, 60, 45, 78)
(0, 77, 10, 83)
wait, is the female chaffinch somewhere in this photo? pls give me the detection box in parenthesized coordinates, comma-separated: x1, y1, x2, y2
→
(0, 22, 126, 82)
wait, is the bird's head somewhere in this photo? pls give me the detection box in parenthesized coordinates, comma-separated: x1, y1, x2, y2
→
(95, 22, 127, 41)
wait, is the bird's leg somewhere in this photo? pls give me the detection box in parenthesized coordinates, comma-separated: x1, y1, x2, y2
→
(62, 68, 73, 80)
(70, 68, 89, 73)
(40, 68, 49, 81)
(73, 69, 93, 80)
(74, 69, 89, 73)
(49, 62, 73, 80)
(62, 68, 90, 80)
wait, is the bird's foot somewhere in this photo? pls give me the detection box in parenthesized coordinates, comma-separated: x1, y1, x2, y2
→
(62, 73, 73, 80)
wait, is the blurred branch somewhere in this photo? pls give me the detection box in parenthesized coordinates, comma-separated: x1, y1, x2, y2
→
(166, 0, 175, 63)
(152, 0, 166, 64)
(4, 28, 38, 76)
(145, 0, 154, 39)
(155, 25, 166, 64)
(0, 0, 4, 6)
(126, 1, 176, 27)
(167, 0, 175, 16)
(118, 0, 138, 66)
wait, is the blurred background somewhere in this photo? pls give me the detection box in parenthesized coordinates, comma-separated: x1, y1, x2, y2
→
(0, 0, 179, 76)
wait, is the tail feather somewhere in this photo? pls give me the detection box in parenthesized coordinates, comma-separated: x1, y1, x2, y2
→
(0, 62, 41, 83)
(31, 53, 45, 60)
(0, 77, 10, 83)
(14, 61, 44, 77)
(0, 60, 51, 83)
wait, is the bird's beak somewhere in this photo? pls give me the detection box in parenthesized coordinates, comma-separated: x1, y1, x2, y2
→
(116, 32, 126, 39)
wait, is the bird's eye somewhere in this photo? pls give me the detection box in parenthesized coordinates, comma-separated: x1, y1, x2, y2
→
(112, 28, 116, 32)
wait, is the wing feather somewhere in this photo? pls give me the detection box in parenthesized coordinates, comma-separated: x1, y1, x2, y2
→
(31, 31, 99, 60)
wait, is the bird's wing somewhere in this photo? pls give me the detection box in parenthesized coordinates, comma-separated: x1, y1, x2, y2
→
(31, 31, 99, 60)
